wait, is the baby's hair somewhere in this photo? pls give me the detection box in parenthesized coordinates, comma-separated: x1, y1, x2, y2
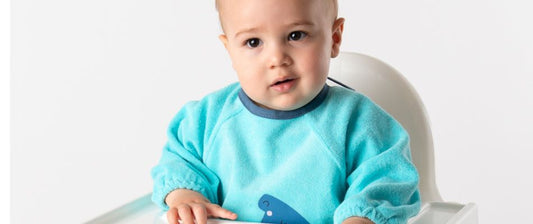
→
(215, 0, 338, 20)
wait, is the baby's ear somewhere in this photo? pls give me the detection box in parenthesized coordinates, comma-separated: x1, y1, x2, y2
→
(219, 34, 229, 50)
(331, 18, 345, 58)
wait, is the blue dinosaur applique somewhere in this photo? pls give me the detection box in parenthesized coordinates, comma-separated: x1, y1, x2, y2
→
(258, 194, 309, 224)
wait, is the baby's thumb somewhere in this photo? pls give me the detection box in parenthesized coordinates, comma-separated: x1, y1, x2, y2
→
(206, 203, 238, 220)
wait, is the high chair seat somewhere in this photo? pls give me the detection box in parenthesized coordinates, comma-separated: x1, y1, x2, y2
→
(86, 52, 478, 224)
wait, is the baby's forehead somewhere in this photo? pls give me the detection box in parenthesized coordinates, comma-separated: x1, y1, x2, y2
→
(216, 0, 335, 8)
(216, 0, 337, 31)
(216, 0, 337, 18)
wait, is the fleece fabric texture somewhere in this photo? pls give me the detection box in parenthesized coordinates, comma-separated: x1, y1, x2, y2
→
(151, 83, 420, 224)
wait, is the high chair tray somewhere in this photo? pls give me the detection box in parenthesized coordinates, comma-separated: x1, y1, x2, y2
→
(86, 194, 477, 224)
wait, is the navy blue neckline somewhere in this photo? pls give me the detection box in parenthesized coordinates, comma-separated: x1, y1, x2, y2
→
(238, 85, 329, 120)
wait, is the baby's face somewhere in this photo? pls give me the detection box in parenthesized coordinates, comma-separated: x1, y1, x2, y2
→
(219, 0, 343, 111)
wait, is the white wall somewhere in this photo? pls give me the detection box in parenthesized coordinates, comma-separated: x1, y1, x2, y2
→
(11, 0, 533, 223)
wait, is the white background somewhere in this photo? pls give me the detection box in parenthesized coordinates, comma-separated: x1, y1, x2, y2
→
(1, 0, 11, 222)
(9, 0, 533, 223)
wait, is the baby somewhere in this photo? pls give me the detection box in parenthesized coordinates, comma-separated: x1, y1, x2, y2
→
(151, 0, 421, 224)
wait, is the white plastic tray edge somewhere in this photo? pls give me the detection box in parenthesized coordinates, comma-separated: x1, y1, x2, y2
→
(446, 203, 478, 224)
(85, 193, 265, 224)
(408, 202, 478, 224)
(85, 193, 154, 224)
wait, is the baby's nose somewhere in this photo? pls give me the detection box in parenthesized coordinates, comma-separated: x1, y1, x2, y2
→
(267, 44, 292, 68)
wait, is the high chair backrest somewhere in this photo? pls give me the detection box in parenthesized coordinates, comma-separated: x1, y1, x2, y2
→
(327, 52, 442, 204)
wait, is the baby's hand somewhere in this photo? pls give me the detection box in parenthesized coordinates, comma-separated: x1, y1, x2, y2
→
(342, 216, 375, 224)
(165, 189, 238, 224)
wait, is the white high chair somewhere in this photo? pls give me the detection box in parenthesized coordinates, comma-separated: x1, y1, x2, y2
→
(86, 52, 478, 224)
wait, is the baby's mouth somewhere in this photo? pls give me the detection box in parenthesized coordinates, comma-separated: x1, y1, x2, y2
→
(269, 77, 297, 93)
(271, 78, 295, 87)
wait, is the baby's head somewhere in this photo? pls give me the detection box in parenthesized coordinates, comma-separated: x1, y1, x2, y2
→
(217, 0, 344, 111)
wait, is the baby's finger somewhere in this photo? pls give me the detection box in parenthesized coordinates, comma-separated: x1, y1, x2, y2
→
(206, 203, 238, 220)
(191, 203, 208, 224)
(166, 207, 180, 224)
(177, 204, 194, 224)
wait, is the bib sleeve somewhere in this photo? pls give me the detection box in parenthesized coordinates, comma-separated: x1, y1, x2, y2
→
(334, 97, 421, 224)
(151, 101, 221, 210)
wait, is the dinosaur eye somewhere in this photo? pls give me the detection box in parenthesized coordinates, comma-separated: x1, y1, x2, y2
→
(266, 210, 273, 216)
(262, 200, 270, 207)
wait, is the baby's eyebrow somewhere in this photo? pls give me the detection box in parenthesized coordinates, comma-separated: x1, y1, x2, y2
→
(234, 27, 258, 39)
(287, 20, 315, 27)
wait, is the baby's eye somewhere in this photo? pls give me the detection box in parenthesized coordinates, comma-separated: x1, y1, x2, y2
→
(246, 38, 262, 48)
(288, 31, 307, 41)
